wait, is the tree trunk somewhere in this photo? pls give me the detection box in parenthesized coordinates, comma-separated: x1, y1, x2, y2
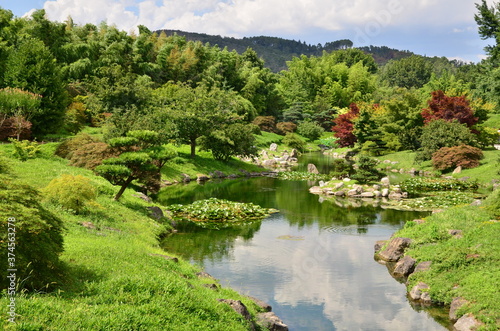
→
(113, 176, 134, 201)
(190, 139, 196, 158)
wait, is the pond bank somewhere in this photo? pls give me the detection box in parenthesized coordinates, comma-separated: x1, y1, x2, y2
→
(374, 204, 500, 331)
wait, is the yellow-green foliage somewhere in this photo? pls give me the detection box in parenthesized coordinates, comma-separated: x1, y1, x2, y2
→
(43, 174, 98, 214)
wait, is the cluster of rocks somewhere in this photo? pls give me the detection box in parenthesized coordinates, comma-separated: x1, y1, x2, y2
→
(196, 272, 288, 331)
(309, 176, 408, 200)
(243, 143, 300, 170)
(375, 227, 483, 331)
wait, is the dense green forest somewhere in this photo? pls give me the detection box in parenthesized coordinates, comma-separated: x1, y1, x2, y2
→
(0, 2, 500, 329)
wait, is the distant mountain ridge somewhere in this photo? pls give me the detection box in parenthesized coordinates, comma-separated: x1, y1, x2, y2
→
(156, 29, 414, 72)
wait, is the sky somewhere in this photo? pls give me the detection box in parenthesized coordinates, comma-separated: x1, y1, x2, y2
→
(0, 0, 494, 63)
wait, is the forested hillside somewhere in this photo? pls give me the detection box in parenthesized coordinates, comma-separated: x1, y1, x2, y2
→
(158, 29, 417, 71)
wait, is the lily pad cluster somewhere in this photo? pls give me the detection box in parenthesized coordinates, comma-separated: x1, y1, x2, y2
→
(166, 198, 275, 228)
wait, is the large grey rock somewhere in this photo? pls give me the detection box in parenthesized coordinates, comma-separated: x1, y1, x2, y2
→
(392, 255, 416, 277)
(453, 166, 462, 174)
(334, 190, 345, 197)
(381, 177, 390, 186)
(257, 312, 289, 331)
(449, 297, 468, 322)
(247, 296, 272, 312)
(334, 182, 344, 190)
(377, 237, 412, 262)
(217, 299, 251, 321)
(381, 188, 390, 197)
(269, 143, 278, 151)
(409, 282, 431, 303)
(374, 240, 388, 252)
(453, 314, 482, 331)
(347, 189, 358, 196)
(147, 206, 164, 220)
(307, 163, 319, 174)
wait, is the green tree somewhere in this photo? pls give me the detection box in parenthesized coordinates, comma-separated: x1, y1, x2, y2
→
(95, 130, 176, 200)
(416, 119, 478, 162)
(380, 55, 433, 89)
(475, 0, 500, 61)
(43, 174, 98, 214)
(0, 164, 64, 290)
(351, 155, 384, 184)
(199, 123, 257, 161)
(4, 38, 68, 135)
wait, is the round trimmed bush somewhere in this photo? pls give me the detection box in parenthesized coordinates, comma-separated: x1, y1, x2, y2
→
(432, 144, 483, 172)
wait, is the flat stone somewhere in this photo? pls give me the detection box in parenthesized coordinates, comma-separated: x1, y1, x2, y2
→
(393, 255, 416, 277)
(334, 190, 345, 197)
(414, 261, 432, 273)
(377, 237, 412, 262)
(309, 186, 322, 194)
(361, 192, 375, 198)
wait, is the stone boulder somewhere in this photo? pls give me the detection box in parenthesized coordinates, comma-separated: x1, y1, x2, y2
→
(449, 297, 468, 322)
(392, 255, 416, 277)
(257, 312, 289, 331)
(307, 163, 319, 174)
(262, 159, 277, 167)
(309, 186, 323, 194)
(217, 299, 251, 321)
(270, 143, 278, 151)
(453, 166, 462, 174)
(334, 190, 345, 197)
(374, 240, 388, 252)
(409, 282, 432, 303)
(181, 173, 191, 183)
(361, 192, 375, 198)
(132, 192, 152, 203)
(377, 237, 412, 262)
(247, 296, 272, 312)
(334, 182, 344, 190)
(453, 314, 483, 331)
(147, 206, 164, 220)
(381, 188, 390, 197)
(381, 177, 390, 187)
(290, 149, 299, 158)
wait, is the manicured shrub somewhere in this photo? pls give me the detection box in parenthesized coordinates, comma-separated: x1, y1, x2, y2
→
(276, 121, 297, 135)
(55, 133, 99, 159)
(432, 144, 484, 172)
(351, 155, 384, 184)
(416, 119, 478, 162)
(282, 133, 306, 152)
(329, 158, 354, 179)
(0, 175, 64, 291)
(483, 189, 500, 219)
(297, 120, 324, 141)
(42, 174, 98, 214)
(8, 138, 41, 161)
(252, 116, 279, 134)
(69, 142, 117, 170)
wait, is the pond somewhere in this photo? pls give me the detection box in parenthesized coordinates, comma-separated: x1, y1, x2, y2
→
(157, 155, 451, 330)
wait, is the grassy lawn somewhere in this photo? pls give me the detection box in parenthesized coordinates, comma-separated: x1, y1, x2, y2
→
(0, 144, 264, 330)
(393, 205, 500, 330)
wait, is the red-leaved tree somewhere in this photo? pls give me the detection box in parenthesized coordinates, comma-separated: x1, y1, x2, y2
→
(421, 90, 478, 127)
(332, 103, 359, 147)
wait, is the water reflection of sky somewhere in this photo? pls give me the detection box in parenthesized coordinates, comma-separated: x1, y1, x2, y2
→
(200, 214, 448, 331)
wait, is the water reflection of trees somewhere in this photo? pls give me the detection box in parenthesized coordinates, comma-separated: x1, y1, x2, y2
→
(161, 221, 262, 263)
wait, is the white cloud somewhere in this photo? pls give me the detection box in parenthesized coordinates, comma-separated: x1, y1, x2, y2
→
(42, 0, 480, 37)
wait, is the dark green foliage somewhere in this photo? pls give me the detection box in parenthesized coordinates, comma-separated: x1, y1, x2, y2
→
(351, 155, 384, 184)
(416, 119, 478, 162)
(199, 123, 257, 161)
(282, 133, 306, 152)
(329, 158, 354, 179)
(432, 145, 484, 172)
(400, 177, 479, 195)
(297, 120, 324, 141)
(95, 130, 176, 200)
(0, 175, 64, 291)
(380, 55, 433, 89)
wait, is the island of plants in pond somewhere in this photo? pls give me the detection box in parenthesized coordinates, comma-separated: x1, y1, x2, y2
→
(165, 198, 277, 229)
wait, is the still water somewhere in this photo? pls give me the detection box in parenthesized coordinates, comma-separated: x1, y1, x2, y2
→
(158, 171, 451, 330)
